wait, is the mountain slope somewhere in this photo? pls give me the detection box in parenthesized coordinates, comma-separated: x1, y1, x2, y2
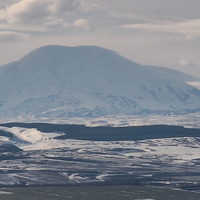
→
(0, 45, 200, 118)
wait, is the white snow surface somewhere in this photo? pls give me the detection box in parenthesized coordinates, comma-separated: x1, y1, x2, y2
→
(0, 191, 13, 195)
(0, 126, 63, 146)
(0, 114, 200, 186)
(0, 113, 199, 128)
(0, 123, 200, 165)
(0, 45, 200, 118)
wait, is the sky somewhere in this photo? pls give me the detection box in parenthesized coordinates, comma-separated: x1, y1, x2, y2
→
(0, 0, 200, 78)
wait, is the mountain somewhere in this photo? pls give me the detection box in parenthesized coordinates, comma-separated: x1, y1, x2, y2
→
(0, 45, 200, 118)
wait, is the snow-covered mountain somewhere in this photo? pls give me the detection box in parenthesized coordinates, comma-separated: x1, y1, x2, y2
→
(0, 45, 200, 118)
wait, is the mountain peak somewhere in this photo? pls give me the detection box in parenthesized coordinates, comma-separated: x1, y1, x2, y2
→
(22, 45, 119, 63)
(0, 45, 200, 118)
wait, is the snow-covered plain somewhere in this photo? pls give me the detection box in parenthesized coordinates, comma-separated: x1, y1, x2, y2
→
(0, 125, 200, 160)
(0, 112, 199, 128)
(0, 114, 200, 188)
(1, 126, 200, 162)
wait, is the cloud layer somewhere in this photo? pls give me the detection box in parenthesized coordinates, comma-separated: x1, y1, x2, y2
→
(0, 0, 199, 79)
(121, 19, 200, 40)
(0, 0, 97, 36)
(2, 0, 200, 40)
(0, 31, 30, 42)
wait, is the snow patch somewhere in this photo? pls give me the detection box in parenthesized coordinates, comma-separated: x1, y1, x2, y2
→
(0, 191, 13, 194)
(0, 126, 64, 148)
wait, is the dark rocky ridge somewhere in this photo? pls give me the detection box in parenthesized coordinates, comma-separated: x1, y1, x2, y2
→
(1, 122, 200, 141)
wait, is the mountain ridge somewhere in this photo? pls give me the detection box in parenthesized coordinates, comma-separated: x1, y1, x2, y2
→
(0, 45, 200, 118)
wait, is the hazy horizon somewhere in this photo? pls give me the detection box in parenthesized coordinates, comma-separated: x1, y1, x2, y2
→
(0, 0, 199, 78)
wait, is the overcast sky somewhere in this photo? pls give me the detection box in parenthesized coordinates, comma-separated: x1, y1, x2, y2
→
(0, 0, 200, 78)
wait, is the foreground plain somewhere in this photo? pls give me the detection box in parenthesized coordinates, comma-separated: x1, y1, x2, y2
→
(0, 123, 199, 190)
(0, 186, 200, 200)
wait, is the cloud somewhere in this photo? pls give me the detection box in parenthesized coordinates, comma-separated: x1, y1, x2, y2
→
(179, 59, 190, 67)
(179, 59, 200, 67)
(121, 19, 200, 40)
(79, 2, 100, 13)
(0, 31, 31, 42)
(50, 0, 80, 13)
(0, 0, 51, 24)
(43, 19, 70, 29)
(74, 19, 94, 31)
(0, 0, 98, 30)
(43, 18, 94, 31)
(178, 59, 200, 80)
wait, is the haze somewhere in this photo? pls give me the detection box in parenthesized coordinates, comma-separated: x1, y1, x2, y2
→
(0, 0, 200, 78)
